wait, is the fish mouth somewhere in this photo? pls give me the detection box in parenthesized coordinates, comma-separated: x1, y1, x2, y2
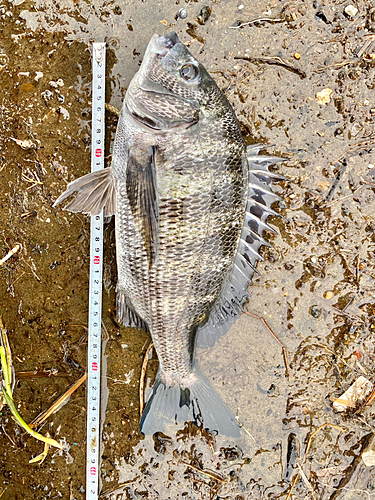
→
(149, 31, 180, 57)
(137, 33, 181, 98)
(125, 102, 198, 133)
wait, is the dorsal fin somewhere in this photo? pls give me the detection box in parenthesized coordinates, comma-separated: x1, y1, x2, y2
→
(196, 147, 285, 348)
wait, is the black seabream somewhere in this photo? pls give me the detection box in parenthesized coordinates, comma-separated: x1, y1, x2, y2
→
(54, 32, 283, 437)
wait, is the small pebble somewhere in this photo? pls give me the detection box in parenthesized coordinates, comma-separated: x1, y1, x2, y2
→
(315, 10, 329, 23)
(178, 8, 187, 19)
(334, 128, 344, 137)
(197, 6, 211, 24)
(310, 306, 321, 318)
(324, 291, 333, 300)
(344, 5, 358, 18)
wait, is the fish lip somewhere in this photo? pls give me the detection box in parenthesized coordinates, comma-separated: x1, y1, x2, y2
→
(138, 84, 177, 98)
(149, 32, 180, 57)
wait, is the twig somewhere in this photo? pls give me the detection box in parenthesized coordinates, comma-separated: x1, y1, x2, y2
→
(234, 55, 306, 79)
(0, 244, 21, 268)
(15, 370, 71, 380)
(99, 479, 138, 498)
(356, 416, 375, 432)
(1, 424, 19, 448)
(296, 463, 315, 495)
(286, 423, 344, 499)
(323, 182, 374, 208)
(104, 103, 120, 118)
(22, 173, 43, 187)
(313, 59, 360, 74)
(181, 462, 226, 483)
(229, 17, 284, 29)
(42, 108, 56, 121)
(324, 164, 347, 203)
(356, 38, 374, 59)
(139, 342, 154, 416)
(330, 140, 375, 166)
(195, 41, 205, 57)
(30, 373, 87, 428)
(244, 311, 290, 379)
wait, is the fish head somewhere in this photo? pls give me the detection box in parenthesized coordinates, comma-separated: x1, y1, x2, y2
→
(125, 32, 217, 133)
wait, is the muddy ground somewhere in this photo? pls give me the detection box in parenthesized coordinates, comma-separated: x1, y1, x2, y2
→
(0, 0, 375, 499)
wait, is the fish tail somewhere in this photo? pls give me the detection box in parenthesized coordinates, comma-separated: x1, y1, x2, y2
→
(140, 367, 240, 437)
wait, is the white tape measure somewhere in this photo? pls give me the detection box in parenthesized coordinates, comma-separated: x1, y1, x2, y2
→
(86, 42, 106, 500)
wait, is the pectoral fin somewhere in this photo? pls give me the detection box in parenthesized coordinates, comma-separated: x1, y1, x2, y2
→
(126, 147, 159, 267)
(53, 167, 116, 217)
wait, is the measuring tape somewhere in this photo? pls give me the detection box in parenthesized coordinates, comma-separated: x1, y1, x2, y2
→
(86, 42, 106, 500)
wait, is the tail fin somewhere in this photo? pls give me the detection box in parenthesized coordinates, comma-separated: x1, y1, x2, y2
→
(140, 367, 240, 437)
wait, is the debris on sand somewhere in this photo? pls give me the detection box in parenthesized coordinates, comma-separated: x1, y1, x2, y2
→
(333, 376, 373, 412)
(344, 5, 358, 19)
(316, 88, 333, 105)
(362, 450, 375, 467)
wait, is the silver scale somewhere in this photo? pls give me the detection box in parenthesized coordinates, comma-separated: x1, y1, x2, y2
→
(86, 42, 106, 500)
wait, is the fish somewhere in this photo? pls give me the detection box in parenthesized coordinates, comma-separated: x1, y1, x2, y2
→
(53, 32, 283, 437)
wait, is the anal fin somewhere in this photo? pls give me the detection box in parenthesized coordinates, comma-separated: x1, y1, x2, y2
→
(116, 285, 149, 332)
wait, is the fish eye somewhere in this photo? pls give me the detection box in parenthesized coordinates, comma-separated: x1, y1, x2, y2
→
(180, 63, 199, 82)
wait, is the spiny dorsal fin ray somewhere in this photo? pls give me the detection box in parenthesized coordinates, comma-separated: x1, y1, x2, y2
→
(239, 239, 264, 262)
(250, 170, 286, 182)
(248, 182, 283, 201)
(248, 155, 285, 171)
(247, 198, 280, 218)
(53, 167, 116, 217)
(241, 226, 272, 248)
(196, 145, 284, 348)
(245, 211, 278, 235)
